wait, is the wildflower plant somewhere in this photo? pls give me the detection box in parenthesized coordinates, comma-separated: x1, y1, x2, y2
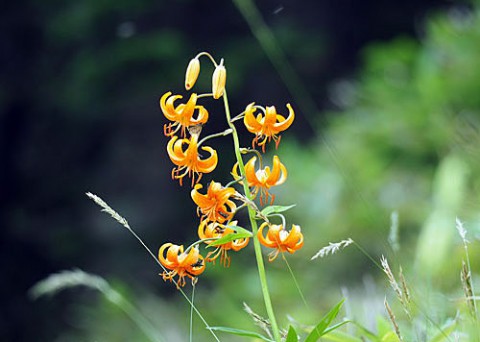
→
(158, 52, 305, 341)
(32, 51, 349, 342)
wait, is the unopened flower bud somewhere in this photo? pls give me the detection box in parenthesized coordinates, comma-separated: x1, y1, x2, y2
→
(185, 57, 200, 90)
(212, 59, 226, 99)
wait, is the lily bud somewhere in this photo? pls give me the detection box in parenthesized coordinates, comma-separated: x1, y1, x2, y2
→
(212, 59, 226, 99)
(185, 57, 200, 90)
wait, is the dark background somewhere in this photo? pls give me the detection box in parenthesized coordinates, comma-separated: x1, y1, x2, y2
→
(0, 0, 460, 340)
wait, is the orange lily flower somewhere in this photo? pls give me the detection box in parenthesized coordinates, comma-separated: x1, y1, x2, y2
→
(232, 155, 287, 205)
(167, 133, 218, 186)
(257, 223, 304, 261)
(243, 103, 294, 152)
(191, 181, 237, 224)
(198, 221, 249, 267)
(158, 243, 206, 288)
(160, 92, 209, 137)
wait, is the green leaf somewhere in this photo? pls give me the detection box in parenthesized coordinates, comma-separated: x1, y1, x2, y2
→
(285, 325, 299, 342)
(208, 326, 273, 341)
(208, 232, 251, 247)
(261, 204, 296, 216)
(225, 225, 252, 235)
(323, 320, 351, 335)
(304, 299, 345, 342)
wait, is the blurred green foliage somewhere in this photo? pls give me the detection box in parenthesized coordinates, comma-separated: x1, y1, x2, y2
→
(277, 2, 480, 334)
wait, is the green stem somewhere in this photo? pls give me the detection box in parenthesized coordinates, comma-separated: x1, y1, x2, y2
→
(223, 91, 281, 342)
(198, 129, 233, 146)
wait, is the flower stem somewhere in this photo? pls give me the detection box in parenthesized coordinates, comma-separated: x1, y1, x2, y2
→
(222, 92, 281, 342)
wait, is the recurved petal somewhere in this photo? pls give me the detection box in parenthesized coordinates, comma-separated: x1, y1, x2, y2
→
(264, 106, 279, 126)
(266, 156, 287, 186)
(207, 181, 222, 195)
(215, 186, 236, 203)
(167, 244, 183, 262)
(244, 156, 260, 185)
(231, 162, 241, 180)
(193, 105, 209, 124)
(159, 243, 178, 269)
(257, 222, 277, 248)
(197, 220, 210, 240)
(243, 103, 263, 133)
(191, 183, 211, 207)
(283, 225, 303, 247)
(286, 233, 304, 253)
(179, 247, 200, 266)
(273, 103, 294, 132)
(196, 146, 218, 173)
(266, 224, 283, 242)
(164, 94, 185, 121)
(167, 136, 187, 165)
(181, 93, 198, 121)
(231, 237, 249, 251)
(188, 254, 206, 275)
(160, 92, 177, 121)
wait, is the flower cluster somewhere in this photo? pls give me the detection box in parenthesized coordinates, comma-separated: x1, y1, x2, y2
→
(158, 52, 303, 287)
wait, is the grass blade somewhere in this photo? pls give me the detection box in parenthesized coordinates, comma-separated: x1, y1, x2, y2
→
(286, 325, 299, 342)
(208, 326, 273, 341)
(304, 299, 345, 342)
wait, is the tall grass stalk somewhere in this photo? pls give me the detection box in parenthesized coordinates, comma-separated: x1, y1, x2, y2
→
(456, 218, 478, 319)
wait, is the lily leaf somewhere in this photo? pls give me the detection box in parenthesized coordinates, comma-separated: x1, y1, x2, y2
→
(261, 204, 296, 216)
(208, 232, 251, 247)
(225, 225, 252, 235)
(285, 325, 299, 342)
(208, 326, 273, 341)
(304, 299, 345, 342)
